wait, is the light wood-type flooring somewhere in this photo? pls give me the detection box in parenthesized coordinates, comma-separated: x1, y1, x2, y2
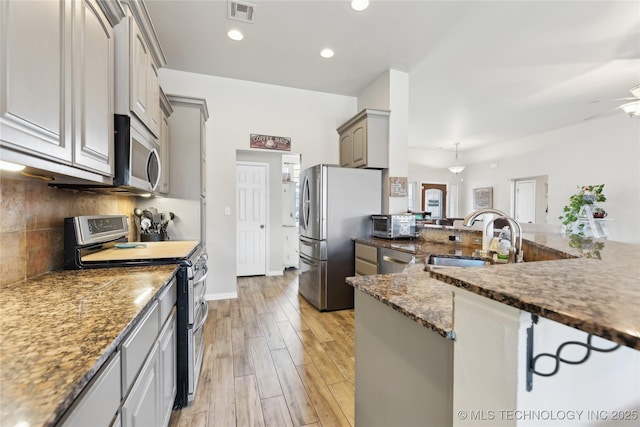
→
(169, 270, 356, 427)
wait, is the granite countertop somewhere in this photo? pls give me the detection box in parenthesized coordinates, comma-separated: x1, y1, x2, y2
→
(349, 234, 640, 350)
(347, 263, 455, 339)
(354, 236, 481, 259)
(0, 265, 178, 427)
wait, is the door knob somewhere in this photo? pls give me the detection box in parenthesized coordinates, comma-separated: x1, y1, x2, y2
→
(260, 224, 265, 229)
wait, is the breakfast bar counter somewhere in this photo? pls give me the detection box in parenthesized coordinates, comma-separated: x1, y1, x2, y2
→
(350, 232, 640, 349)
(348, 230, 640, 427)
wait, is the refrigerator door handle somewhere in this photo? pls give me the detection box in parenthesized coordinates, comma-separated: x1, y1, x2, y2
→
(301, 176, 310, 231)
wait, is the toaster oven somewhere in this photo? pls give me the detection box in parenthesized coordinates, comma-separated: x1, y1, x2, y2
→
(371, 214, 417, 239)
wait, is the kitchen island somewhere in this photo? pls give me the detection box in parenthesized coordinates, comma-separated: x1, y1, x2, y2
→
(348, 230, 640, 427)
(0, 265, 178, 427)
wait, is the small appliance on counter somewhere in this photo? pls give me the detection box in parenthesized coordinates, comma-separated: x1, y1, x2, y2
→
(371, 214, 418, 239)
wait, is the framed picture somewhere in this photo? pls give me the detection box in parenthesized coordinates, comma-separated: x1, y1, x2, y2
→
(389, 177, 408, 197)
(250, 134, 291, 151)
(473, 187, 493, 209)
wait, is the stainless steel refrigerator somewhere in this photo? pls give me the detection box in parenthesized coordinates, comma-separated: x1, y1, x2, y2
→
(299, 164, 382, 311)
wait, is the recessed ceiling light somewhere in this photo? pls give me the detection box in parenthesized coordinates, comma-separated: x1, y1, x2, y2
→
(350, 0, 369, 12)
(320, 48, 334, 58)
(227, 29, 244, 41)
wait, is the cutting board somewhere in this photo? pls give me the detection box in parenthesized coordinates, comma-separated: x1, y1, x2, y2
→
(82, 240, 200, 262)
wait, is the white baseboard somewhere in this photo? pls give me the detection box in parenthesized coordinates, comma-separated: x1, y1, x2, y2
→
(267, 270, 284, 276)
(205, 291, 238, 301)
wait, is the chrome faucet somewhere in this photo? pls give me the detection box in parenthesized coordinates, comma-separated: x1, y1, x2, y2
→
(463, 208, 523, 263)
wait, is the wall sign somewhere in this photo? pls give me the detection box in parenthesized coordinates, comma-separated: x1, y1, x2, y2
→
(389, 177, 408, 197)
(250, 134, 291, 151)
(473, 187, 493, 209)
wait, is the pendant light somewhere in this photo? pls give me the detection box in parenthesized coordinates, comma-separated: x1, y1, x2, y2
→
(448, 143, 465, 174)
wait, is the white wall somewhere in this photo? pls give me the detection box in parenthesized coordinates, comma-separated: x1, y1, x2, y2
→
(159, 68, 356, 299)
(409, 113, 640, 243)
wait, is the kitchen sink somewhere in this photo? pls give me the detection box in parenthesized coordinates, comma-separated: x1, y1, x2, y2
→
(425, 254, 491, 270)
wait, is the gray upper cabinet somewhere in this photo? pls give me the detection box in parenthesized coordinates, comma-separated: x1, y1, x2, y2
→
(167, 95, 209, 245)
(73, 0, 115, 176)
(114, 1, 164, 139)
(158, 89, 172, 195)
(166, 95, 209, 201)
(337, 109, 390, 169)
(0, 0, 117, 181)
(0, 1, 72, 163)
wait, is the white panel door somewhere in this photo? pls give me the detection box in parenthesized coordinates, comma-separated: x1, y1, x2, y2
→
(236, 163, 267, 276)
(515, 180, 536, 223)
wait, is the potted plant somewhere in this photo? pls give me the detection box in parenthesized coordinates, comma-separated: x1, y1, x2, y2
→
(593, 207, 607, 218)
(559, 184, 606, 235)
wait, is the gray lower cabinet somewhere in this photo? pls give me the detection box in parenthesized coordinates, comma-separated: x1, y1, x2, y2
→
(159, 310, 177, 427)
(122, 341, 161, 427)
(0, 0, 115, 181)
(355, 242, 378, 275)
(57, 279, 177, 427)
(122, 308, 176, 427)
(59, 352, 122, 427)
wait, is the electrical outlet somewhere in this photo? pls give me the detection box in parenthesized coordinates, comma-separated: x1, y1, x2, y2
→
(472, 237, 482, 245)
(449, 235, 461, 242)
(224, 207, 231, 216)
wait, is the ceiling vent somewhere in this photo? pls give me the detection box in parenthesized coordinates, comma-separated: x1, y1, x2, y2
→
(228, 1, 256, 24)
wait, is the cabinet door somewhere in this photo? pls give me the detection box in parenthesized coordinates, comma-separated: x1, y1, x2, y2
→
(200, 197, 206, 245)
(122, 342, 160, 427)
(159, 310, 177, 427)
(350, 121, 367, 168)
(200, 116, 206, 198)
(130, 18, 149, 125)
(167, 105, 200, 200)
(60, 351, 121, 427)
(147, 62, 160, 137)
(159, 109, 170, 194)
(282, 182, 296, 226)
(0, 0, 72, 163)
(73, 0, 114, 176)
(339, 132, 351, 167)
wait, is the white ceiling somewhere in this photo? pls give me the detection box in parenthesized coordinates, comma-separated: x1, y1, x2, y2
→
(145, 0, 640, 152)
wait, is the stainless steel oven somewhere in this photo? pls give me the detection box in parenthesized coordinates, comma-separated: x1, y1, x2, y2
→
(181, 251, 208, 405)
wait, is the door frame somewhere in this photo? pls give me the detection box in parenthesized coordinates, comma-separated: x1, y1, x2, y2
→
(511, 178, 536, 223)
(235, 161, 270, 276)
(420, 182, 449, 219)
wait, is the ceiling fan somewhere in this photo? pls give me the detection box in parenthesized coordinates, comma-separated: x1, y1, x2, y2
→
(585, 84, 640, 120)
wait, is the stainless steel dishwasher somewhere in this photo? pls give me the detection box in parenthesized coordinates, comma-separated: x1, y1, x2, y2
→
(378, 247, 415, 274)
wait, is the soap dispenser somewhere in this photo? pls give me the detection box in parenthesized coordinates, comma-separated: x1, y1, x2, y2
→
(497, 226, 511, 260)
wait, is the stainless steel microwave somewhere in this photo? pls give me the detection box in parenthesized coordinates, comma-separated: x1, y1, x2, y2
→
(114, 114, 161, 193)
(371, 214, 417, 239)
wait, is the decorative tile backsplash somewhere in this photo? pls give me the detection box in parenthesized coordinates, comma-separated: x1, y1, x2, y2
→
(0, 175, 136, 286)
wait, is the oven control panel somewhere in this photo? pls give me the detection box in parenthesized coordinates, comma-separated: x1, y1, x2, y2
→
(71, 215, 129, 246)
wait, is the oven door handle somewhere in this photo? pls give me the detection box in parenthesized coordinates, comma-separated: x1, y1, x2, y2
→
(193, 298, 209, 332)
(193, 265, 209, 285)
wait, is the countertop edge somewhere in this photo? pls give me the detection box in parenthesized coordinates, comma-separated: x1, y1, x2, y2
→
(347, 274, 454, 340)
(431, 270, 640, 350)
